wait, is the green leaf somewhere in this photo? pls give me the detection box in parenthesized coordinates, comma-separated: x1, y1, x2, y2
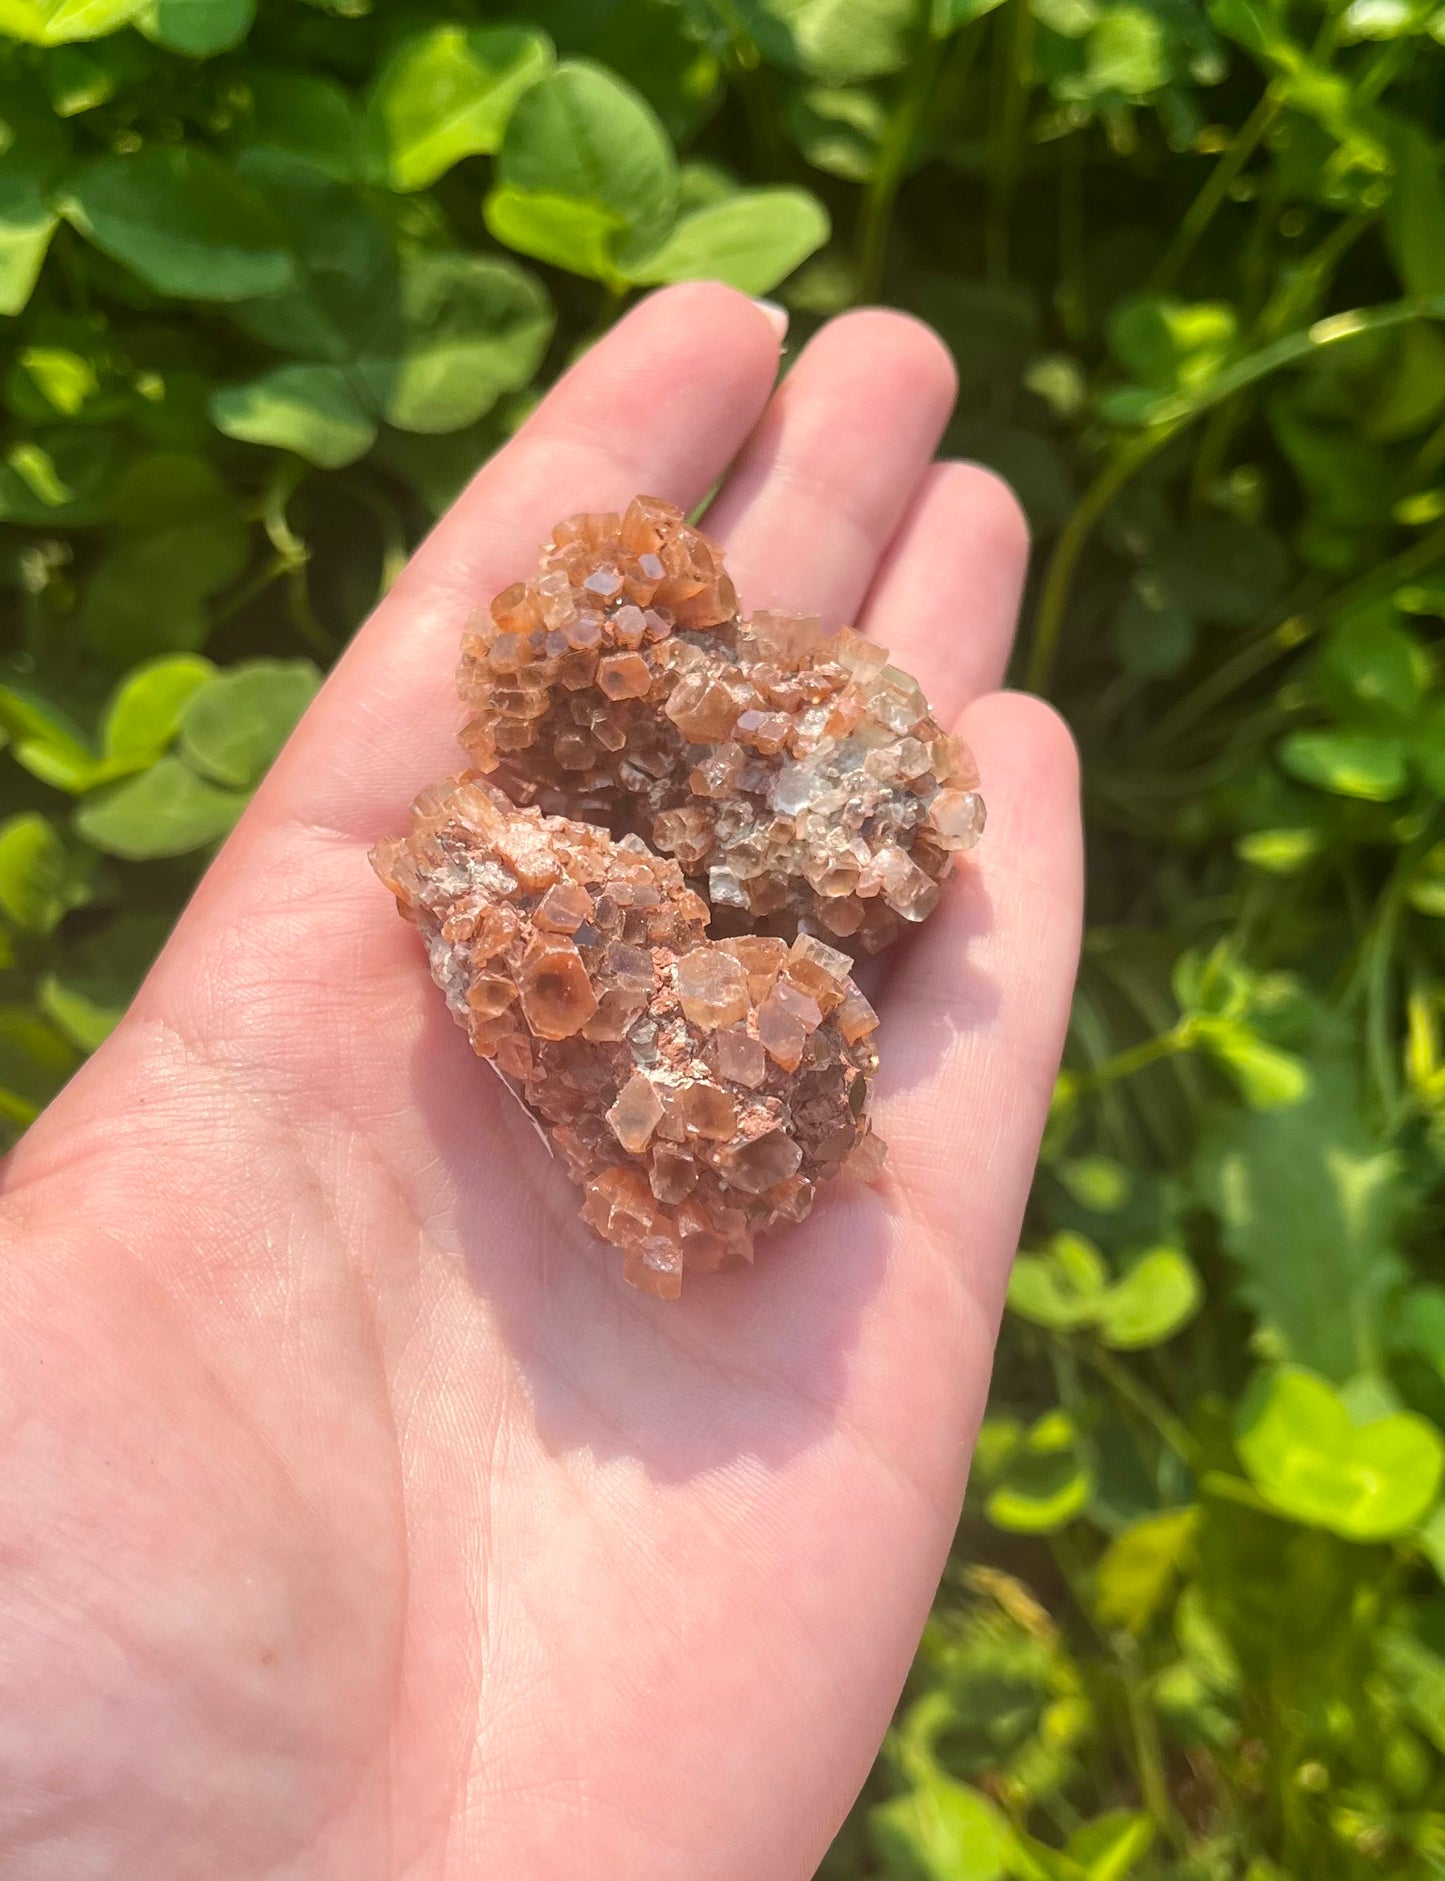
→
(101, 654, 215, 765)
(869, 1776, 1012, 1881)
(488, 59, 677, 272)
(135, 0, 253, 56)
(1320, 606, 1432, 725)
(1195, 1018, 1311, 1109)
(736, 0, 922, 82)
(623, 187, 829, 295)
(1279, 728, 1409, 801)
(985, 1410, 1095, 1533)
(61, 146, 295, 301)
(0, 1006, 78, 1127)
(39, 910, 170, 1051)
(209, 364, 375, 468)
(0, 0, 143, 43)
(1097, 1247, 1203, 1348)
(0, 429, 115, 524)
(1237, 1366, 1444, 1540)
(178, 658, 320, 789)
(364, 22, 552, 192)
(1106, 295, 1237, 393)
(75, 755, 247, 858)
(483, 186, 627, 283)
(236, 71, 359, 182)
(785, 86, 887, 181)
(1008, 1232, 1109, 1330)
(38, 973, 119, 1051)
(350, 253, 553, 433)
(0, 87, 72, 316)
(0, 813, 90, 934)
(80, 452, 248, 665)
(1065, 1811, 1155, 1881)
(1196, 1059, 1407, 1379)
(1387, 125, 1445, 298)
(228, 156, 395, 362)
(0, 679, 100, 792)
(1094, 1508, 1199, 1632)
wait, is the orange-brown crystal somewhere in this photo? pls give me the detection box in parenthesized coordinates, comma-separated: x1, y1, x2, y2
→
(376, 496, 978, 1295)
(457, 496, 983, 955)
(372, 777, 881, 1297)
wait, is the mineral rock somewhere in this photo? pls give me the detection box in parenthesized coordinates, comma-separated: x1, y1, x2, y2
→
(458, 496, 983, 954)
(372, 775, 883, 1297)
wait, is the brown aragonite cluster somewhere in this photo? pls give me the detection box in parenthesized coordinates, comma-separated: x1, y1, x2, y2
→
(375, 497, 981, 1296)
(458, 497, 984, 954)
(372, 776, 882, 1297)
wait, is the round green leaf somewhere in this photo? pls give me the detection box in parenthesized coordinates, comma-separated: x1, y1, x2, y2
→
(101, 654, 216, 765)
(1097, 1247, 1203, 1349)
(623, 187, 830, 295)
(0, 0, 143, 43)
(869, 1777, 1012, 1880)
(491, 59, 677, 261)
(61, 146, 295, 302)
(75, 755, 247, 859)
(39, 973, 122, 1051)
(209, 364, 375, 468)
(737, 0, 922, 82)
(179, 659, 320, 790)
(483, 186, 628, 284)
(1093, 1507, 1199, 1632)
(0, 813, 89, 935)
(785, 86, 886, 181)
(985, 1410, 1095, 1533)
(237, 71, 359, 182)
(1007, 1231, 1109, 1330)
(136, 0, 253, 56)
(228, 156, 396, 363)
(80, 454, 249, 665)
(1279, 728, 1410, 801)
(364, 22, 552, 192)
(1237, 1366, 1445, 1541)
(350, 253, 553, 433)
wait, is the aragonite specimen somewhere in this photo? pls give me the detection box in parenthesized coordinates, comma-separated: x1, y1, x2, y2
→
(377, 495, 982, 1295)
(458, 496, 983, 954)
(372, 775, 883, 1297)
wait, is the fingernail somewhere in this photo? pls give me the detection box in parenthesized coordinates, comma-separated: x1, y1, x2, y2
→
(751, 298, 790, 341)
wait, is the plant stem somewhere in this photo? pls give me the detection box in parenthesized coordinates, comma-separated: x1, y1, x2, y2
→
(1078, 1019, 1197, 1091)
(1026, 430, 1173, 692)
(1150, 86, 1281, 296)
(1083, 1343, 1199, 1467)
(857, 35, 941, 303)
(1142, 615, 1314, 751)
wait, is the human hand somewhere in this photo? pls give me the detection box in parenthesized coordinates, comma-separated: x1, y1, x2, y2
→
(0, 286, 1082, 1881)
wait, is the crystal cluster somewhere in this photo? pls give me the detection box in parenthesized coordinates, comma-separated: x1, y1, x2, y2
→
(376, 496, 981, 1295)
(373, 776, 883, 1297)
(458, 497, 984, 953)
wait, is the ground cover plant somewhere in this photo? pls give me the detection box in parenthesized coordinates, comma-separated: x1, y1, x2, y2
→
(1, 0, 1444, 1874)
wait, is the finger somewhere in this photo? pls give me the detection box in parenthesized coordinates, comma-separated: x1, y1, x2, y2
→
(877, 691, 1083, 1325)
(858, 461, 1031, 725)
(702, 308, 957, 630)
(261, 283, 786, 841)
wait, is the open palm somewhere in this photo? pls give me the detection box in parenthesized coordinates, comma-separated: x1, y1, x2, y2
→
(0, 286, 1081, 1881)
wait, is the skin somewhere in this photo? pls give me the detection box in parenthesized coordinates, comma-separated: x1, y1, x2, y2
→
(0, 286, 1082, 1881)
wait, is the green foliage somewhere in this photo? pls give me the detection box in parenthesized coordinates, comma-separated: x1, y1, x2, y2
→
(1, 2, 1443, 1876)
